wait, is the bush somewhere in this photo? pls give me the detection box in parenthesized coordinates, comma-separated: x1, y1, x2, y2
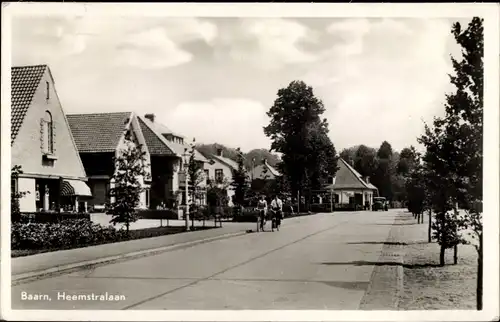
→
(233, 207, 260, 222)
(11, 219, 128, 250)
(13, 212, 91, 223)
(309, 203, 333, 213)
(136, 209, 179, 220)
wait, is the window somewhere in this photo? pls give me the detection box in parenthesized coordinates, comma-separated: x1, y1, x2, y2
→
(46, 81, 50, 101)
(11, 178, 17, 195)
(215, 169, 223, 183)
(43, 111, 54, 154)
(145, 189, 150, 208)
(204, 169, 210, 182)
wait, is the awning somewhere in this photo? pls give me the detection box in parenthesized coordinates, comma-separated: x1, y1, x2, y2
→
(61, 180, 92, 197)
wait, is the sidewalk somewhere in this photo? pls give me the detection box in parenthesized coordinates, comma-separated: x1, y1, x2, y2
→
(359, 210, 423, 310)
(11, 221, 254, 283)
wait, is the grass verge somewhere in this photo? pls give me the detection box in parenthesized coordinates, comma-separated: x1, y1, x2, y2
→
(398, 235, 478, 310)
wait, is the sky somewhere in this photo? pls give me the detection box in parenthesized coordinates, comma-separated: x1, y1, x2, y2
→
(11, 15, 470, 153)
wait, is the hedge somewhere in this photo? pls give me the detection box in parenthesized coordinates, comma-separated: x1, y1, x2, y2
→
(11, 219, 127, 250)
(13, 212, 91, 223)
(11, 219, 217, 253)
(136, 209, 179, 220)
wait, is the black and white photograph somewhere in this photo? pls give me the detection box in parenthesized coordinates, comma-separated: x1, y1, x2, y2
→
(1, 2, 499, 321)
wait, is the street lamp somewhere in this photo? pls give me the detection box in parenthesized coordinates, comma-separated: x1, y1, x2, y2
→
(183, 148, 190, 231)
(251, 157, 255, 182)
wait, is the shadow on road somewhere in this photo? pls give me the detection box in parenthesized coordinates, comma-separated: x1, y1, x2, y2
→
(319, 261, 443, 269)
(346, 241, 428, 246)
(373, 223, 419, 226)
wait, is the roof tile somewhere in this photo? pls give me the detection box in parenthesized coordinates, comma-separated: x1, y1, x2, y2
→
(138, 117, 175, 156)
(67, 112, 132, 153)
(11, 65, 47, 145)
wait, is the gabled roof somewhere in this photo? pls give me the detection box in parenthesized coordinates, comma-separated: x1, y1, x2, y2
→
(67, 112, 133, 153)
(251, 161, 281, 179)
(11, 65, 48, 145)
(139, 116, 208, 162)
(137, 117, 175, 156)
(265, 163, 281, 177)
(211, 154, 239, 170)
(325, 158, 378, 191)
(150, 121, 185, 139)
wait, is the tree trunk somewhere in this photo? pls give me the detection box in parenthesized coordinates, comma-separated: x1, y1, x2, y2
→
(453, 245, 458, 265)
(477, 234, 483, 310)
(453, 205, 459, 264)
(439, 244, 446, 266)
(428, 210, 432, 243)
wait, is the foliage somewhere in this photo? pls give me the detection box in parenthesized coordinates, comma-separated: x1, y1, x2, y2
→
(405, 155, 427, 216)
(187, 139, 205, 204)
(263, 80, 339, 203)
(353, 145, 378, 178)
(206, 174, 230, 207)
(417, 17, 483, 289)
(11, 165, 30, 220)
(196, 143, 281, 169)
(231, 147, 249, 206)
(106, 129, 149, 233)
(397, 146, 419, 176)
(11, 219, 129, 250)
(339, 146, 360, 166)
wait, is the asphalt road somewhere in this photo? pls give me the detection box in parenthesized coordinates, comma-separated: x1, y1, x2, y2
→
(12, 210, 399, 310)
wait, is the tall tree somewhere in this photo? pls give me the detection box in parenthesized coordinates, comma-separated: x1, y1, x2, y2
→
(353, 145, 378, 178)
(377, 140, 393, 159)
(231, 147, 249, 206)
(448, 17, 483, 310)
(418, 19, 483, 311)
(339, 146, 359, 166)
(373, 141, 396, 201)
(107, 129, 149, 234)
(264, 80, 339, 209)
(397, 146, 419, 176)
(187, 139, 205, 228)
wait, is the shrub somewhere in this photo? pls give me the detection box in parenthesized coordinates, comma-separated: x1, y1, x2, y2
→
(11, 219, 127, 250)
(136, 209, 179, 220)
(13, 212, 91, 223)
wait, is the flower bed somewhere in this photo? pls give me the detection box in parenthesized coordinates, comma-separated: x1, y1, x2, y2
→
(11, 219, 216, 258)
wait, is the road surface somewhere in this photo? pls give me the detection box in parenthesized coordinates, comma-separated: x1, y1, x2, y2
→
(12, 210, 400, 310)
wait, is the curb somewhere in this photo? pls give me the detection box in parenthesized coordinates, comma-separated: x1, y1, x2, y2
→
(12, 231, 247, 286)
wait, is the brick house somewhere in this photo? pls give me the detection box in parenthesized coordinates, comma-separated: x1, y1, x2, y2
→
(67, 112, 152, 211)
(11, 65, 92, 213)
(67, 112, 207, 215)
(137, 113, 208, 209)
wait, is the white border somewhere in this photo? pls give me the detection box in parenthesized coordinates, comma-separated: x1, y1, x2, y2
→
(1, 2, 499, 321)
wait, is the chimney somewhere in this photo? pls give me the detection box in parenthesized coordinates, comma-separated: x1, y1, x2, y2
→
(216, 148, 223, 157)
(145, 113, 155, 123)
(365, 176, 370, 184)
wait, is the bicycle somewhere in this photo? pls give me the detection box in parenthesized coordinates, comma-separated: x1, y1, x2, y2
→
(258, 209, 267, 232)
(270, 209, 282, 232)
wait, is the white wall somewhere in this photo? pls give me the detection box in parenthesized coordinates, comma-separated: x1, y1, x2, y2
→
(18, 178, 36, 212)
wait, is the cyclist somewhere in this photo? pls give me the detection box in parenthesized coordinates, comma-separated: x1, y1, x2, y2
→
(270, 195, 283, 231)
(256, 195, 268, 231)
